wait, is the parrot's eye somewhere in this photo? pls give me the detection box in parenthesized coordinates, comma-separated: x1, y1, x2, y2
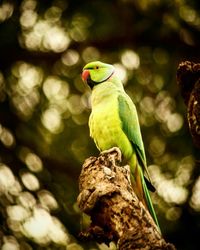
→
(95, 66, 99, 69)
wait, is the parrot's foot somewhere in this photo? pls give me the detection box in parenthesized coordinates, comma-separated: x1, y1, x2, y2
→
(100, 147, 122, 162)
(124, 165, 131, 184)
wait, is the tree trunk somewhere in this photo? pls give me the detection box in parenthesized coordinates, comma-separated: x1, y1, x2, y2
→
(77, 147, 175, 250)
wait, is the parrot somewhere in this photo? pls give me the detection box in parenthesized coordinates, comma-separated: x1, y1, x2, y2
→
(81, 61, 160, 230)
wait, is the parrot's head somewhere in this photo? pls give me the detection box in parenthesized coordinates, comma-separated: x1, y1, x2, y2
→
(81, 61, 115, 89)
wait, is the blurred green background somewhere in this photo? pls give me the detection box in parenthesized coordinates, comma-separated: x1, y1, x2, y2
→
(0, 0, 200, 249)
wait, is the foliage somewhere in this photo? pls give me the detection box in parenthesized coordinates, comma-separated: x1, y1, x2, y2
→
(0, 0, 200, 249)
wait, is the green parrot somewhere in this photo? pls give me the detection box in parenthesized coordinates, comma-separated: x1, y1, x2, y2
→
(81, 61, 160, 229)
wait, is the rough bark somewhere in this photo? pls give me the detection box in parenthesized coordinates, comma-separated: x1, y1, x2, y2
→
(177, 61, 200, 148)
(77, 147, 175, 250)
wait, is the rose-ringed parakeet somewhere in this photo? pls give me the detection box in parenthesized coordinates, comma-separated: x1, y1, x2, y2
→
(81, 61, 160, 229)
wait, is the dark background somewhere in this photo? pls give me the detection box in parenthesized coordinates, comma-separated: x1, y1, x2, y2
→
(0, 0, 200, 249)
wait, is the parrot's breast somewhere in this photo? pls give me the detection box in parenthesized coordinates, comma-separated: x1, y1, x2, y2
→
(89, 86, 133, 160)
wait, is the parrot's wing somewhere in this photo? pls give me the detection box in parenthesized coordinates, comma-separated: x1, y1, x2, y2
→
(118, 94, 155, 191)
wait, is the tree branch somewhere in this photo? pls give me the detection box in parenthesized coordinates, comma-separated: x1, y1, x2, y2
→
(177, 61, 200, 148)
(77, 147, 175, 249)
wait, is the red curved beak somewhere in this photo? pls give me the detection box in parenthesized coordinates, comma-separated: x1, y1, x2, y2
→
(81, 69, 90, 82)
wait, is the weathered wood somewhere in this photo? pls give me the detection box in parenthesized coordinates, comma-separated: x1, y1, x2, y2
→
(77, 147, 176, 249)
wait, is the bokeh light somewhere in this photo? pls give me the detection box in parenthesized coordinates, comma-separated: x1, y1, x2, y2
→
(113, 63, 128, 84)
(41, 107, 63, 134)
(0, 2, 14, 23)
(0, 126, 15, 147)
(20, 172, 40, 191)
(0, 164, 15, 193)
(190, 177, 200, 211)
(25, 152, 43, 172)
(43, 76, 69, 103)
(121, 50, 140, 70)
(22, 206, 69, 245)
(149, 164, 188, 205)
(62, 49, 80, 66)
(82, 47, 100, 62)
(18, 191, 36, 208)
(37, 190, 59, 210)
(1, 236, 20, 250)
(7, 205, 30, 222)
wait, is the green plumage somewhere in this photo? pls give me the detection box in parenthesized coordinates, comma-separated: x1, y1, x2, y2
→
(82, 61, 160, 230)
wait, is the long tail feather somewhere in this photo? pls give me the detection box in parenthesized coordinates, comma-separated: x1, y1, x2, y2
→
(129, 154, 161, 232)
(140, 167, 160, 231)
